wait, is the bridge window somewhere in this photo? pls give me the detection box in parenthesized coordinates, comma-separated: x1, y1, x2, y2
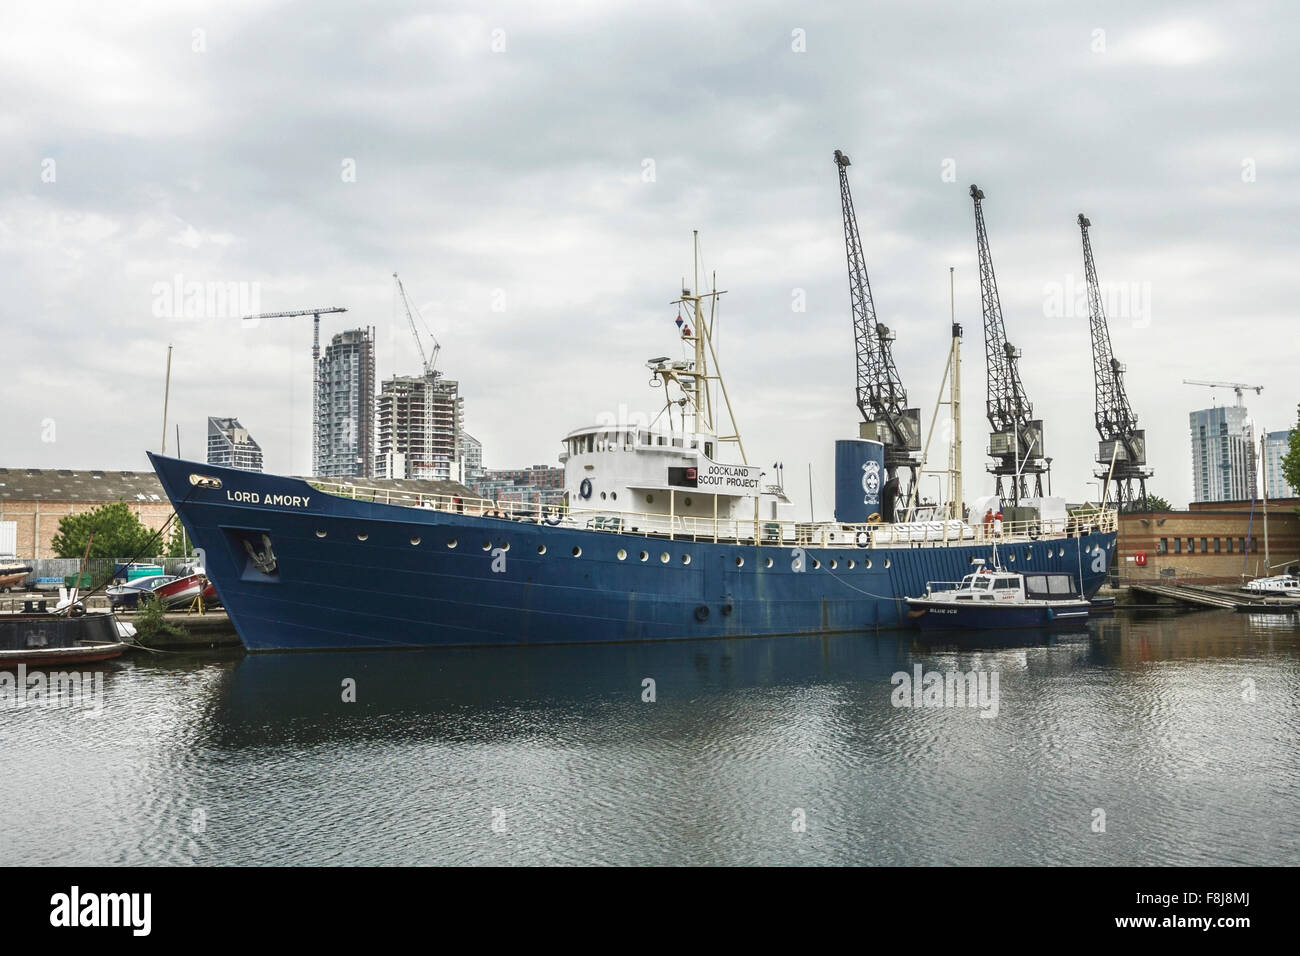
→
(704, 442, 714, 458)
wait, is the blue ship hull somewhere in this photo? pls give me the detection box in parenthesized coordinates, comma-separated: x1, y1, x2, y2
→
(149, 454, 1116, 652)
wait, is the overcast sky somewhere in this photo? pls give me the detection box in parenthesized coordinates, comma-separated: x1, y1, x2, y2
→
(1, 0, 1295, 514)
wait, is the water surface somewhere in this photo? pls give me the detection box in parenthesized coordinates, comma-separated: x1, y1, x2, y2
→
(2, 610, 1297, 865)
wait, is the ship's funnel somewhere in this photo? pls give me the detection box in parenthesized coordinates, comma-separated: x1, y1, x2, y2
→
(834, 438, 886, 524)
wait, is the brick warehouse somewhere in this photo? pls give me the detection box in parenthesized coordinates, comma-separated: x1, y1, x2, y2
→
(0, 468, 174, 559)
(1117, 498, 1300, 584)
(0, 466, 475, 560)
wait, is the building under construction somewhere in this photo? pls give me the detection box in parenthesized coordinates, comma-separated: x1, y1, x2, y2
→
(315, 327, 375, 478)
(375, 371, 463, 481)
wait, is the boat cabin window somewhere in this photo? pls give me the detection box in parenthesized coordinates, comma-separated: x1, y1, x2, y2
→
(672, 437, 683, 448)
(993, 578, 1018, 590)
(657, 436, 667, 446)
(639, 431, 651, 446)
(704, 441, 714, 458)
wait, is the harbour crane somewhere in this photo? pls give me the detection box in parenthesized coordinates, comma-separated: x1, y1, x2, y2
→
(970, 185, 1045, 505)
(1182, 380, 1263, 407)
(834, 150, 920, 508)
(1079, 213, 1152, 509)
(237, 306, 348, 475)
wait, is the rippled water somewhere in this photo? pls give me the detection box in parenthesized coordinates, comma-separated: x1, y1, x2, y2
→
(2, 610, 1298, 865)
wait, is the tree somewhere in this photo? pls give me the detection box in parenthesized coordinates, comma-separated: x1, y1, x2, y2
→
(1125, 493, 1172, 513)
(50, 501, 159, 559)
(1281, 404, 1300, 497)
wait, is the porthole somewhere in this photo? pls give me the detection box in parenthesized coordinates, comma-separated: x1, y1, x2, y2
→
(357, 532, 368, 541)
(883, 558, 891, 569)
(1009, 553, 1016, 563)
(639, 551, 649, 562)
(812, 558, 821, 570)
(764, 557, 774, 568)
(1024, 550, 1031, 561)
(617, 549, 627, 560)
(572, 546, 582, 557)
(865, 558, 872, 569)
(646, 495, 654, 504)
(660, 552, 670, 563)
(410, 537, 421, 546)
(735, 556, 745, 568)
(611, 492, 617, 501)
(315, 530, 326, 538)
(501, 542, 510, 551)
(1059, 547, 1066, 557)
(684, 497, 693, 507)
(447, 539, 458, 549)
(537, 544, 547, 555)
(600, 491, 607, 500)
(681, 554, 691, 565)
(830, 559, 838, 570)
(848, 559, 855, 569)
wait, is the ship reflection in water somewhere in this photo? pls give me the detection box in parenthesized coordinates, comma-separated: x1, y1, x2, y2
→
(1, 610, 1297, 865)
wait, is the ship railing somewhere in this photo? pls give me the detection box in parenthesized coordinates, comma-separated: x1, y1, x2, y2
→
(306, 479, 1117, 548)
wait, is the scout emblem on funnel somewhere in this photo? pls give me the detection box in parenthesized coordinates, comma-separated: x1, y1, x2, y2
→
(862, 460, 881, 506)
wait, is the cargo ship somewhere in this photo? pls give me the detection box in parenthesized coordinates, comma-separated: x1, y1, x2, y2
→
(149, 267, 1116, 652)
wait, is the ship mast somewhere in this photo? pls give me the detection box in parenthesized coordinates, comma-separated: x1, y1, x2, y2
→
(654, 231, 748, 463)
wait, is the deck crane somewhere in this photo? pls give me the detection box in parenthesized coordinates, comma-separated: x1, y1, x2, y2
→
(969, 184, 1045, 506)
(834, 150, 920, 510)
(1182, 380, 1263, 407)
(237, 306, 348, 474)
(1078, 213, 1152, 509)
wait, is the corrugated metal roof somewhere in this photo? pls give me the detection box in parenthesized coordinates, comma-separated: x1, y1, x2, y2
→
(0, 467, 475, 504)
(0, 468, 167, 502)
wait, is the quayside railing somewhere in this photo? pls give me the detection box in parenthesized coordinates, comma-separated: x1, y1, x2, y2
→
(306, 479, 1117, 550)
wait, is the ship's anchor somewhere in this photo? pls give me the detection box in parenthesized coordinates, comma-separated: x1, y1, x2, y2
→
(243, 534, 277, 574)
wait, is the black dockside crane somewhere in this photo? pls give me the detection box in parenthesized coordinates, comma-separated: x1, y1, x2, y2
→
(1078, 213, 1152, 509)
(969, 184, 1046, 506)
(834, 150, 921, 514)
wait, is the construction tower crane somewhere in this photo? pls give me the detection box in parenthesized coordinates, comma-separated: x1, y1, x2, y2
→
(237, 306, 348, 475)
(392, 273, 445, 480)
(1182, 380, 1263, 407)
(834, 150, 920, 501)
(393, 273, 440, 377)
(969, 185, 1046, 506)
(1078, 214, 1152, 509)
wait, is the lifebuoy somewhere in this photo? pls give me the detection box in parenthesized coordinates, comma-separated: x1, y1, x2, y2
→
(694, 605, 710, 622)
(544, 512, 562, 527)
(579, 478, 593, 500)
(720, 603, 733, 616)
(866, 513, 881, 525)
(855, 531, 870, 547)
